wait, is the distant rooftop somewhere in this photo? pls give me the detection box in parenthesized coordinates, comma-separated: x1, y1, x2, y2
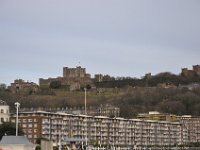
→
(149, 111, 160, 115)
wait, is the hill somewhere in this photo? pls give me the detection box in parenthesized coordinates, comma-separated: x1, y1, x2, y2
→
(1, 85, 200, 118)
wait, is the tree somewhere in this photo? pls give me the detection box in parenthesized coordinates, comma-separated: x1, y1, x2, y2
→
(49, 81, 61, 89)
(0, 122, 24, 140)
(86, 84, 92, 90)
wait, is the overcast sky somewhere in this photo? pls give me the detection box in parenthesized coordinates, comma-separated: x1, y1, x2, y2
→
(0, 0, 200, 85)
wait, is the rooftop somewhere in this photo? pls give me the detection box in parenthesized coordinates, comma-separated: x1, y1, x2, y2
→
(0, 136, 34, 145)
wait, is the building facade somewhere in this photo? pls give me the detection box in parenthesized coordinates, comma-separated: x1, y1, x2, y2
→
(0, 99, 10, 124)
(11, 111, 187, 147)
(178, 115, 200, 144)
(20, 104, 120, 118)
(137, 111, 177, 122)
(8, 79, 38, 93)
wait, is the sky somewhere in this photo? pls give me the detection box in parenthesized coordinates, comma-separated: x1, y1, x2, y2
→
(0, 0, 200, 85)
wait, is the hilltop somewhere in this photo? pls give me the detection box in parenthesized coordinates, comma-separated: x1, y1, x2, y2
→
(0, 65, 200, 118)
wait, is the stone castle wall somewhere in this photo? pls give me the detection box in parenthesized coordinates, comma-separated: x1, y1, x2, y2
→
(39, 66, 93, 89)
(181, 65, 200, 77)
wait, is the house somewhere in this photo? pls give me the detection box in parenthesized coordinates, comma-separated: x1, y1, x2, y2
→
(0, 100, 10, 124)
(0, 136, 36, 150)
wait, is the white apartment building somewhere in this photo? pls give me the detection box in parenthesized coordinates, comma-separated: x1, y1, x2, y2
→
(11, 111, 187, 147)
(178, 115, 200, 144)
(0, 99, 10, 124)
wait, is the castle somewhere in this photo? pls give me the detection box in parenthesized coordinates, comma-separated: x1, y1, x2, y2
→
(39, 66, 91, 90)
(63, 66, 89, 78)
(39, 66, 113, 90)
(181, 65, 200, 77)
(8, 79, 38, 93)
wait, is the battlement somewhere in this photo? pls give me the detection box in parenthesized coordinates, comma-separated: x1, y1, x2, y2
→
(181, 64, 200, 77)
(63, 66, 88, 78)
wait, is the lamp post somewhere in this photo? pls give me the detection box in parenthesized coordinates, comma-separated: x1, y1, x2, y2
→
(14, 102, 20, 136)
(84, 88, 88, 148)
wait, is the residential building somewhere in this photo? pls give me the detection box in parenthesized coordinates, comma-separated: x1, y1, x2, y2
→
(11, 111, 186, 147)
(20, 104, 120, 118)
(98, 104, 120, 117)
(178, 115, 200, 143)
(0, 99, 10, 124)
(137, 111, 177, 122)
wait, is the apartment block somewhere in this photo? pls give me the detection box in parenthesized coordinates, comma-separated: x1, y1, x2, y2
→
(11, 111, 187, 147)
(178, 115, 200, 143)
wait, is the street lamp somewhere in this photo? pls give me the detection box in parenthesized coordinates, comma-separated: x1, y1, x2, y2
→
(84, 88, 88, 147)
(14, 102, 20, 136)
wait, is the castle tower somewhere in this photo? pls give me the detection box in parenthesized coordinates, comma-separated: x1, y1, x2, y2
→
(193, 65, 200, 76)
(181, 68, 189, 77)
(63, 66, 86, 78)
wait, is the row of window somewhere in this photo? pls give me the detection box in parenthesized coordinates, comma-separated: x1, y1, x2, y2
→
(19, 118, 37, 122)
(24, 129, 38, 133)
(22, 123, 38, 128)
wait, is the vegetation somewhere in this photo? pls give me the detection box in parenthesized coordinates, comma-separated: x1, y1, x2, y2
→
(1, 85, 200, 118)
(95, 72, 200, 88)
(49, 81, 62, 89)
(0, 122, 24, 140)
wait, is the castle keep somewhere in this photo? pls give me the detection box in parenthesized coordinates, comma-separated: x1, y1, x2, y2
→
(63, 66, 87, 78)
(39, 66, 92, 90)
(39, 66, 113, 90)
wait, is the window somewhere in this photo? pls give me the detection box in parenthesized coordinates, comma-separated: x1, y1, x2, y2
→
(1, 118, 4, 122)
(28, 129, 32, 133)
(28, 119, 32, 122)
(1, 109, 4, 113)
